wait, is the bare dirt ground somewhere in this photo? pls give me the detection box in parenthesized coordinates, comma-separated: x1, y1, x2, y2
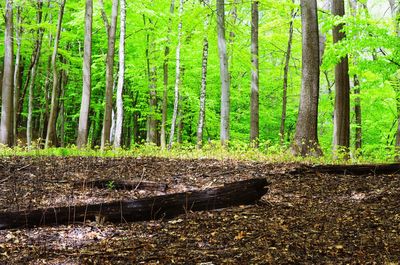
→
(0, 156, 399, 264)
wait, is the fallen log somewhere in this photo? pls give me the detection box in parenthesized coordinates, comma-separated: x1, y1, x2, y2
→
(292, 163, 400, 176)
(73, 179, 168, 192)
(0, 178, 270, 230)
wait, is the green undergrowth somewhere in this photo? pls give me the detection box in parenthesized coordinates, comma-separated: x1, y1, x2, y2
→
(0, 141, 396, 164)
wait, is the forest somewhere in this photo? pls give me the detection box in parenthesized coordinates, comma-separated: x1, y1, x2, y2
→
(0, 0, 398, 161)
(0, 0, 400, 264)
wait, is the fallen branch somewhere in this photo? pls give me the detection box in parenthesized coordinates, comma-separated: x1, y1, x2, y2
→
(0, 178, 270, 229)
(292, 163, 400, 176)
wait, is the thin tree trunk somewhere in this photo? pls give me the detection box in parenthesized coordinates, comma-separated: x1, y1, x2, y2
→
(0, 0, 14, 146)
(101, 0, 118, 149)
(13, 6, 22, 145)
(77, 0, 93, 148)
(349, 0, 362, 151)
(291, 0, 322, 157)
(332, 0, 350, 156)
(354, 75, 362, 150)
(250, 0, 259, 147)
(196, 6, 210, 148)
(168, 0, 184, 149)
(217, 0, 230, 146)
(143, 16, 158, 145)
(114, 0, 126, 148)
(59, 67, 66, 147)
(45, 0, 66, 148)
(27, 1, 44, 148)
(280, 3, 296, 145)
(161, 0, 175, 149)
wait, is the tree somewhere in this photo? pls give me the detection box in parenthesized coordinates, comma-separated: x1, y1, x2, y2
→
(332, 0, 350, 156)
(196, 0, 211, 148)
(291, 0, 322, 157)
(349, 0, 362, 151)
(100, 0, 119, 149)
(280, 2, 296, 145)
(0, 0, 14, 147)
(45, 0, 66, 148)
(27, 1, 44, 148)
(161, 0, 175, 149)
(217, 0, 230, 146)
(168, 0, 184, 149)
(114, 0, 126, 148)
(13, 5, 22, 145)
(77, 0, 93, 148)
(250, 0, 259, 147)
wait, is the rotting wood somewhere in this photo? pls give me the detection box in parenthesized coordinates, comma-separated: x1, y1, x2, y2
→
(0, 178, 270, 229)
(74, 179, 168, 192)
(292, 164, 400, 175)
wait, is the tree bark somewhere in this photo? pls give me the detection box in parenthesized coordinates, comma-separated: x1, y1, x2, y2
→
(250, 0, 259, 147)
(0, 0, 14, 146)
(280, 3, 296, 145)
(291, 0, 322, 157)
(45, 0, 66, 148)
(217, 0, 230, 146)
(332, 0, 350, 156)
(101, 0, 119, 149)
(114, 0, 126, 148)
(196, 0, 210, 148)
(77, 0, 93, 148)
(161, 0, 175, 149)
(168, 0, 184, 149)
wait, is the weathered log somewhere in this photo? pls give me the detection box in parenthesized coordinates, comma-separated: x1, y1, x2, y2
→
(74, 179, 168, 192)
(292, 163, 400, 176)
(0, 178, 270, 230)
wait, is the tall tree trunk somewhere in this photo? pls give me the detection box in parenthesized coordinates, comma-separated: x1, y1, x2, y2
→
(280, 3, 296, 145)
(349, 0, 362, 151)
(332, 0, 350, 156)
(196, 0, 210, 148)
(144, 16, 158, 145)
(101, 0, 118, 149)
(161, 0, 175, 149)
(168, 0, 184, 149)
(45, 0, 66, 148)
(77, 0, 93, 148)
(291, 0, 322, 157)
(0, 0, 14, 146)
(27, 1, 44, 148)
(217, 0, 230, 146)
(59, 66, 67, 147)
(13, 6, 22, 145)
(114, 0, 126, 148)
(250, 0, 259, 147)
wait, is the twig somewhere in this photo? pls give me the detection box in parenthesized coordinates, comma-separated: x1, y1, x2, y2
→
(0, 175, 12, 184)
(133, 168, 146, 192)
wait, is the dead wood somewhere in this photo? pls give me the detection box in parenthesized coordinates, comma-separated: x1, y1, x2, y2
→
(292, 163, 400, 175)
(0, 178, 270, 229)
(73, 179, 168, 192)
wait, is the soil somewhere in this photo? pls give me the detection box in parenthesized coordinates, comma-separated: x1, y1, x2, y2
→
(0, 156, 399, 264)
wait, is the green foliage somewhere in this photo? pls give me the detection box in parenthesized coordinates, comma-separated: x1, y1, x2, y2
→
(2, 0, 400, 162)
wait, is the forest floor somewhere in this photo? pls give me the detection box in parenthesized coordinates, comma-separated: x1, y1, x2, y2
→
(0, 156, 399, 264)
